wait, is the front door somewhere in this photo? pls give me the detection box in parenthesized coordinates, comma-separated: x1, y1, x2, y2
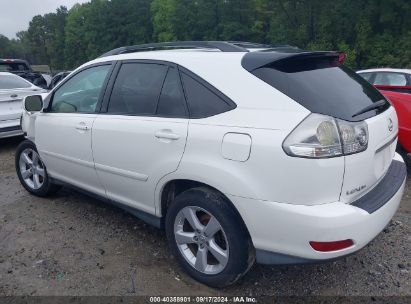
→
(92, 62, 189, 214)
(35, 64, 112, 196)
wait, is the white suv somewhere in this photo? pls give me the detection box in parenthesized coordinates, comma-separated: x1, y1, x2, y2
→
(17, 41, 406, 287)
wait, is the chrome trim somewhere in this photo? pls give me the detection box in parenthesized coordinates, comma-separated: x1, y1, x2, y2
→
(94, 163, 148, 181)
(375, 134, 397, 153)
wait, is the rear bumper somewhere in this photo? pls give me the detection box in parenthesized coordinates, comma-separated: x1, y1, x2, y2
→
(228, 153, 406, 264)
(0, 122, 23, 139)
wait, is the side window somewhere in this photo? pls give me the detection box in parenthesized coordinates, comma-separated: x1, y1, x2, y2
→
(107, 63, 167, 115)
(51, 65, 111, 113)
(373, 72, 407, 86)
(156, 67, 187, 117)
(359, 73, 373, 83)
(181, 73, 235, 118)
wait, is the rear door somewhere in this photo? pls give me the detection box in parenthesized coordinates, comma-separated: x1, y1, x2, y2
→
(35, 63, 112, 196)
(92, 61, 188, 214)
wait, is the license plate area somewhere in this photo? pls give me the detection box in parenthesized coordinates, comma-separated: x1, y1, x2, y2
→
(0, 100, 22, 120)
(374, 136, 397, 180)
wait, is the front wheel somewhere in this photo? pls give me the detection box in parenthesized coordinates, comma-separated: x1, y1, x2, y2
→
(15, 140, 60, 196)
(165, 187, 255, 287)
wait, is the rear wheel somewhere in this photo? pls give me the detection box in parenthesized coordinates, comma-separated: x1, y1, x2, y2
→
(15, 140, 60, 196)
(165, 187, 255, 287)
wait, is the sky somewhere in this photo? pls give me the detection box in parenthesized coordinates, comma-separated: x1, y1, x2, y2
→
(0, 0, 90, 38)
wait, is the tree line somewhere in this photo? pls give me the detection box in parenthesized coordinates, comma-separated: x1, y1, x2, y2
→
(0, 0, 410, 71)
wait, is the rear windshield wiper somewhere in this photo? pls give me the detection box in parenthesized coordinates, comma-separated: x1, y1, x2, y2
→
(352, 99, 388, 118)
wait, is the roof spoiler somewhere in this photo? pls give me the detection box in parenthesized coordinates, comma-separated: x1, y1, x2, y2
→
(241, 51, 341, 72)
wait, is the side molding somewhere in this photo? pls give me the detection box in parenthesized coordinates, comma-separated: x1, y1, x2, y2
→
(51, 177, 162, 228)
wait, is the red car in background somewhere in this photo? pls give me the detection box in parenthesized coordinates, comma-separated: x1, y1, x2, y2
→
(380, 90, 411, 155)
(357, 68, 411, 156)
(357, 68, 411, 94)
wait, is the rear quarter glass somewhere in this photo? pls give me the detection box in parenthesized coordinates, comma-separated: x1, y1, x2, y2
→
(251, 57, 390, 122)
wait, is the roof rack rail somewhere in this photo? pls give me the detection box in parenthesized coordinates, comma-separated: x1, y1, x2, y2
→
(228, 41, 272, 48)
(100, 41, 248, 57)
(228, 41, 298, 49)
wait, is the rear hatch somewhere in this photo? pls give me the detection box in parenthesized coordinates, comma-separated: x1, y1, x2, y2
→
(341, 106, 398, 203)
(244, 51, 396, 203)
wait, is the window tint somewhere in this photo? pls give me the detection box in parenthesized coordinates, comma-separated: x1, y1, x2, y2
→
(0, 74, 31, 89)
(156, 67, 187, 117)
(181, 73, 234, 118)
(359, 72, 373, 82)
(51, 65, 110, 113)
(108, 63, 167, 115)
(252, 57, 389, 122)
(373, 72, 407, 86)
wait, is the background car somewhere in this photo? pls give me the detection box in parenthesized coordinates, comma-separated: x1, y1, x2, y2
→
(41, 73, 52, 88)
(0, 59, 48, 89)
(0, 72, 45, 139)
(379, 90, 411, 156)
(357, 68, 411, 156)
(357, 68, 411, 94)
(48, 71, 71, 90)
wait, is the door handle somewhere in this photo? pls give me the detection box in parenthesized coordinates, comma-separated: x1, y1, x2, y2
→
(75, 122, 90, 131)
(155, 130, 180, 140)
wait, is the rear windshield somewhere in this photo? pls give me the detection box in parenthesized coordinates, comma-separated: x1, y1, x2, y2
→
(0, 62, 30, 72)
(252, 57, 390, 121)
(0, 74, 31, 89)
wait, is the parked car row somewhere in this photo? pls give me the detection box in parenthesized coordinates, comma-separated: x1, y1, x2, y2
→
(0, 59, 48, 89)
(0, 59, 71, 139)
(16, 41, 407, 287)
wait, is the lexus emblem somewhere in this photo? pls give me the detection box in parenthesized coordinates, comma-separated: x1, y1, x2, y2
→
(388, 118, 393, 132)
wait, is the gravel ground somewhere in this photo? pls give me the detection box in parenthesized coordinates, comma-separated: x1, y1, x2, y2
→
(0, 136, 410, 297)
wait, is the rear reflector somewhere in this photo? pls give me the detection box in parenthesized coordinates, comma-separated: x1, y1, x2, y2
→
(309, 239, 353, 252)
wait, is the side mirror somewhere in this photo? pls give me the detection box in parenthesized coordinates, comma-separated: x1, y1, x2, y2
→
(24, 95, 43, 112)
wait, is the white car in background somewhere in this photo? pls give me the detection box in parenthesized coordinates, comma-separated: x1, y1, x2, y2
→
(0, 72, 45, 139)
(17, 41, 407, 287)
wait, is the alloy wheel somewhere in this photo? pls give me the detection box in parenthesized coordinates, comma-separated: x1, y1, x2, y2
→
(174, 206, 229, 275)
(19, 148, 45, 190)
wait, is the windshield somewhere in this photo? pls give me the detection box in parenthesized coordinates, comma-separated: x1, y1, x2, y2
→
(0, 74, 32, 89)
(252, 56, 390, 121)
(0, 62, 30, 72)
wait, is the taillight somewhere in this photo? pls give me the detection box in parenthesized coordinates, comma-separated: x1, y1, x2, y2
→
(283, 113, 368, 158)
(310, 239, 354, 252)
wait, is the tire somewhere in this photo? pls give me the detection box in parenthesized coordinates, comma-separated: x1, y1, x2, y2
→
(165, 187, 255, 287)
(15, 140, 61, 197)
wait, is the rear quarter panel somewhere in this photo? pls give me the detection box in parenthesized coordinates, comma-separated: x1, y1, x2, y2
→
(155, 107, 345, 214)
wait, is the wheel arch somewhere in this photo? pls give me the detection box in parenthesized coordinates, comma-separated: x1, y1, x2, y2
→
(157, 177, 252, 239)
